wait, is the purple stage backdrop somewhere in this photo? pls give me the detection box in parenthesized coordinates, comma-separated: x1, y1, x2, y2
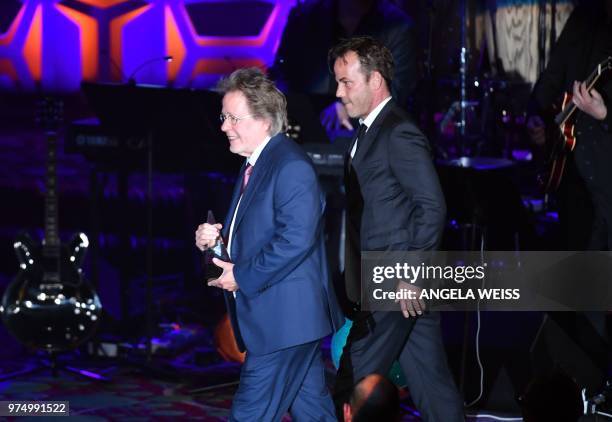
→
(0, 0, 296, 92)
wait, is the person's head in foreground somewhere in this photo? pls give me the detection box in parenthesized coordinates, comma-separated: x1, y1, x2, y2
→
(344, 373, 400, 422)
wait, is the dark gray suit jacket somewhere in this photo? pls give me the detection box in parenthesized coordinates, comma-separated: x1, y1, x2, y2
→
(344, 100, 446, 303)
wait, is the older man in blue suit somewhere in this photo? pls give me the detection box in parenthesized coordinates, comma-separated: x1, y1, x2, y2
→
(195, 67, 344, 421)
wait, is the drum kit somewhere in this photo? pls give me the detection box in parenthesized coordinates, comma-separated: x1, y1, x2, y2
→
(424, 0, 534, 173)
(431, 74, 533, 170)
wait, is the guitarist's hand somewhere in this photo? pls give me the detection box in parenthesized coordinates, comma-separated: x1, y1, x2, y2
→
(573, 81, 608, 121)
(527, 115, 546, 146)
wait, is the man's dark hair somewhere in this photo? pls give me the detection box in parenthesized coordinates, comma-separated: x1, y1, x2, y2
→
(350, 374, 400, 422)
(328, 36, 395, 86)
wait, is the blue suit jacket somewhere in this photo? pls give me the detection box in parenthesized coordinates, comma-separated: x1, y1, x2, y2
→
(222, 134, 344, 355)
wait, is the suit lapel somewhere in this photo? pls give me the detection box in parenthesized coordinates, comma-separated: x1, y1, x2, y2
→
(223, 162, 247, 240)
(230, 135, 280, 240)
(351, 100, 395, 168)
(345, 126, 362, 175)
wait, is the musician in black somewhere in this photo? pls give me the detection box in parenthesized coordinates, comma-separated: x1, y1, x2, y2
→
(526, 1, 612, 395)
(527, 1, 612, 250)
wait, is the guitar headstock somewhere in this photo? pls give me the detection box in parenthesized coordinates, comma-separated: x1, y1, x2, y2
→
(35, 97, 64, 133)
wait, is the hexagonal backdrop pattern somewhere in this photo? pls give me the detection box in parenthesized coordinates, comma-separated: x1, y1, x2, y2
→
(0, 0, 295, 91)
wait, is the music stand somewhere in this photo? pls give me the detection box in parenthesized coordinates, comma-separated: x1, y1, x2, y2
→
(81, 82, 237, 172)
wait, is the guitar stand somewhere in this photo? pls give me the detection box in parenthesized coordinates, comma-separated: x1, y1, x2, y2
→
(584, 381, 612, 419)
(0, 351, 109, 382)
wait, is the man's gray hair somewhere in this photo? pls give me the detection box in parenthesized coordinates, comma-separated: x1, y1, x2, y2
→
(217, 67, 288, 136)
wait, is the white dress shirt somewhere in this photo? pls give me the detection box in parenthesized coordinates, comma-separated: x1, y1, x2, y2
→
(350, 96, 392, 158)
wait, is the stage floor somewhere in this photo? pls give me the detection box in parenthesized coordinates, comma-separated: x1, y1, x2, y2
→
(0, 353, 532, 421)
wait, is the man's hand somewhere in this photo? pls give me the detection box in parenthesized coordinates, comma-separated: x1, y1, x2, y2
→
(395, 280, 425, 318)
(208, 258, 239, 292)
(526, 115, 546, 146)
(573, 81, 608, 120)
(320, 101, 354, 131)
(195, 223, 222, 251)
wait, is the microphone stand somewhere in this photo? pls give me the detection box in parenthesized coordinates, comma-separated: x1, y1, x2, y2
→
(145, 129, 153, 362)
(128, 56, 173, 85)
(125, 58, 171, 362)
(459, 0, 468, 156)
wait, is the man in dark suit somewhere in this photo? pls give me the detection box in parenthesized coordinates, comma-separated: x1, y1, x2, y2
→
(329, 37, 464, 421)
(527, 1, 612, 250)
(195, 68, 344, 421)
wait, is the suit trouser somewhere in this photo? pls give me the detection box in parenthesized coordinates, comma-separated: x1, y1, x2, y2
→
(230, 340, 336, 422)
(333, 310, 465, 422)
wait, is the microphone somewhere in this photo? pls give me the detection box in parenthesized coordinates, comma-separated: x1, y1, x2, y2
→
(128, 55, 173, 85)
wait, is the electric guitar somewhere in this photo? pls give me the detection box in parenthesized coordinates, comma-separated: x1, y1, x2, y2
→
(0, 98, 102, 352)
(538, 56, 612, 193)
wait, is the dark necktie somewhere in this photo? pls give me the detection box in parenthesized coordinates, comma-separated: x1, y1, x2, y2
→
(348, 123, 367, 168)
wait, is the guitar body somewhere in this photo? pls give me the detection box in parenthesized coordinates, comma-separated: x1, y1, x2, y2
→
(538, 93, 577, 193)
(537, 57, 612, 193)
(214, 313, 246, 363)
(1, 232, 102, 352)
(559, 97, 577, 152)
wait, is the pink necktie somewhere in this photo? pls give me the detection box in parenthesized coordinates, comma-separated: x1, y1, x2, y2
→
(241, 163, 253, 195)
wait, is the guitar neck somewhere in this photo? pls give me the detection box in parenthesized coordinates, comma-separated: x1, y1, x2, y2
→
(554, 59, 610, 126)
(44, 131, 60, 257)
